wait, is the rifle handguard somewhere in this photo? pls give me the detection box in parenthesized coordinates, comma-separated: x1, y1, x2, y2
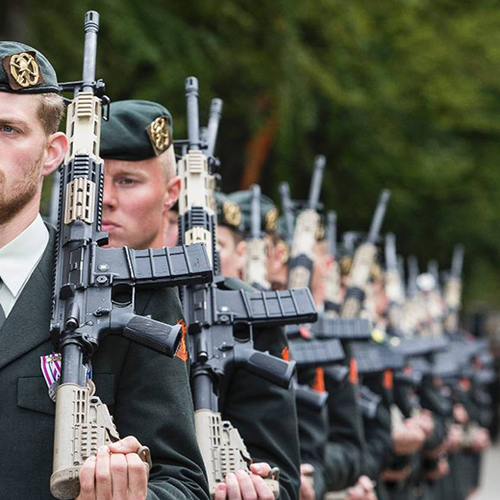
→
(50, 381, 152, 500)
(123, 315, 182, 357)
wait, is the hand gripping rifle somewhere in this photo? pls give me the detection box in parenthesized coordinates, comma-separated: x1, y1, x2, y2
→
(444, 245, 464, 334)
(288, 155, 325, 289)
(177, 77, 317, 498)
(324, 211, 342, 314)
(340, 189, 391, 319)
(384, 233, 405, 330)
(50, 15, 212, 500)
(244, 184, 270, 289)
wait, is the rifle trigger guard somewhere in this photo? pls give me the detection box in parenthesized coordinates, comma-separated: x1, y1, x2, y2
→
(136, 445, 153, 475)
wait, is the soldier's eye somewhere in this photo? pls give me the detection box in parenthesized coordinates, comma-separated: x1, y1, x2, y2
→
(118, 178, 136, 186)
(1, 125, 16, 134)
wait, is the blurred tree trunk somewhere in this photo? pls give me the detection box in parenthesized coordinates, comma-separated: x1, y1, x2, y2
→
(240, 111, 279, 189)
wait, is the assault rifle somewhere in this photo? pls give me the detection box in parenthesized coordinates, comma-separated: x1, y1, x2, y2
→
(177, 76, 317, 498)
(324, 211, 342, 314)
(288, 155, 325, 289)
(50, 14, 213, 499)
(244, 184, 270, 289)
(341, 190, 391, 319)
(444, 245, 464, 334)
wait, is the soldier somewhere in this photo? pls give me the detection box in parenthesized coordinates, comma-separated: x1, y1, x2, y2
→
(0, 42, 210, 500)
(100, 100, 301, 500)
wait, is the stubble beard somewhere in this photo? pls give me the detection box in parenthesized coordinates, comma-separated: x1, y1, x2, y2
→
(0, 154, 42, 225)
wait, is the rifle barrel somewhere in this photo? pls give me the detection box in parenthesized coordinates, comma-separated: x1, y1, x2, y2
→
(326, 211, 337, 258)
(186, 77, 200, 150)
(385, 233, 398, 271)
(82, 11, 99, 91)
(250, 184, 261, 239)
(367, 189, 391, 244)
(206, 98, 223, 158)
(279, 182, 294, 246)
(308, 155, 326, 209)
(451, 245, 465, 278)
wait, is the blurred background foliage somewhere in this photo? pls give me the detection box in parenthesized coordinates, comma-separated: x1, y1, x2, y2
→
(2, 0, 500, 312)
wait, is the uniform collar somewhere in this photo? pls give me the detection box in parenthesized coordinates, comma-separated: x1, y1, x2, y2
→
(0, 215, 49, 298)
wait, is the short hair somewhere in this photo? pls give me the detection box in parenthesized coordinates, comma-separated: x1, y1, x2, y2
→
(35, 93, 65, 136)
(158, 145, 176, 181)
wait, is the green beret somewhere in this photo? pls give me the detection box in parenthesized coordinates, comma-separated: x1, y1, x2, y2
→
(215, 192, 244, 232)
(100, 100, 173, 161)
(0, 41, 59, 94)
(227, 189, 278, 235)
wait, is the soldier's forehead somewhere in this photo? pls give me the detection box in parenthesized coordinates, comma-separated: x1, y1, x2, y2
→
(0, 91, 40, 117)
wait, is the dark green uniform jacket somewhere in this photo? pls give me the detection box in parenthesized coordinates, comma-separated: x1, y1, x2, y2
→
(217, 278, 301, 500)
(1, 229, 210, 500)
(324, 372, 364, 491)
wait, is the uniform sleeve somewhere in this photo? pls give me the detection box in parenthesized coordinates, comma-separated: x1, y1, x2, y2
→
(112, 287, 210, 500)
(219, 324, 301, 500)
(361, 402, 393, 480)
(323, 372, 364, 490)
(296, 396, 328, 500)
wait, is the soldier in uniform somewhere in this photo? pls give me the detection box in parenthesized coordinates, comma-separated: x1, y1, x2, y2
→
(0, 42, 210, 500)
(99, 100, 301, 500)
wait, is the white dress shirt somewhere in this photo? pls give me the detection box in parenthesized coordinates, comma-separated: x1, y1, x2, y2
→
(0, 214, 49, 316)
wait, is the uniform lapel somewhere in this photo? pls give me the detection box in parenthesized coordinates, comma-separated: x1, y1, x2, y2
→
(0, 227, 55, 371)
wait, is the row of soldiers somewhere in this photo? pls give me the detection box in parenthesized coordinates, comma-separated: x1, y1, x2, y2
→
(0, 10, 493, 500)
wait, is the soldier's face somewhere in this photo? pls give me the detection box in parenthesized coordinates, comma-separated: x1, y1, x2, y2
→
(216, 226, 246, 278)
(103, 157, 178, 249)
(0, 92, 65, 224)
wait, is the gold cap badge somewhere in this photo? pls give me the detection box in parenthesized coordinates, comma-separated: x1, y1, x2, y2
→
(223, 201, 242, 227)
(265, 208, 278, 231)
(147, 116, 172, 156)
(3, 52, 42, 90)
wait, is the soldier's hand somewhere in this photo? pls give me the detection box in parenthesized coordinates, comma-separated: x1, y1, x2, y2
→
(345, 475, 377, 500)
(214, 463, 275, 500)
(381, 466, 411, 482)
(416, 409, 434, 439)
(393, 418, 426, 455)
(453, 403, 468, 424)
(470, 427, 491, 452)
(77, 436, 148, 500)
(425, 456, 449, 481)
(445, 423, 464, 453)
(299, 464, 315, 500)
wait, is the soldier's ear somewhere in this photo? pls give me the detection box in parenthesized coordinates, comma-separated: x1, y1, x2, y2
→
(41, 132, 67, 177)
(236, 240, 247, 272)
(164, 175, 181, 212)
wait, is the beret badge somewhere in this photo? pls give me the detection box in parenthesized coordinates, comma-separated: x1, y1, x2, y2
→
(3, 51, 42, 90)
(265, 207, 278, 231)
(147, 115, 172, 156)
(223, 201, 242, 227)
